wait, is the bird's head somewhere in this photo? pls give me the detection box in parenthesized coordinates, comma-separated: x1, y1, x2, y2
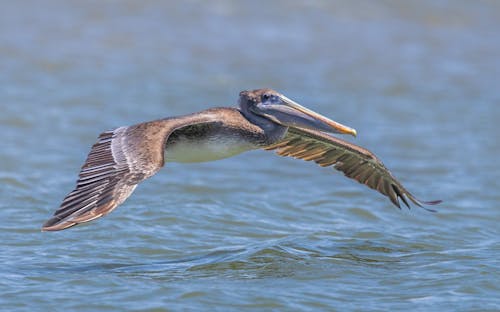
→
(239, 88, 357, 136)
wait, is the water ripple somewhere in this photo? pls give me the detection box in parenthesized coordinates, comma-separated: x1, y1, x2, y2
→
(2, 0, 500, 310)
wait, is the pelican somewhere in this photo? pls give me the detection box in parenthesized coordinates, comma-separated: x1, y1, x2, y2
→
(42, 88, 440, 231)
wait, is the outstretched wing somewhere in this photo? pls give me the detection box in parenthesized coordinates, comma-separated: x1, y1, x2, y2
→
(42, 110, 224, 231)
(42, 124, 166, 231)
(264, 128, 441, 209)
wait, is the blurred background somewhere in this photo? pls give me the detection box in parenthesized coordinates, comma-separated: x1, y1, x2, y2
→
(1, 1, 499, 311)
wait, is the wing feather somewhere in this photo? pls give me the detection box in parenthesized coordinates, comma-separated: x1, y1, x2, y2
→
(265, 128, 441, 210)
(42, 127, 148, 231)
(42, 108, 256, 231)
(42, 119, 189, 231)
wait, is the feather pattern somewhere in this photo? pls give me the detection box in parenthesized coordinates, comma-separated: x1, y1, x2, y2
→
(42, 114, 193, 231)
(42, 108, 260, 231)
(42, 127, 146, 231)
(264, 128, 441, 210)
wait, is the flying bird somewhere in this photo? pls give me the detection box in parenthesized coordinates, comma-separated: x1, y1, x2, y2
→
(42, 89, 440, 231)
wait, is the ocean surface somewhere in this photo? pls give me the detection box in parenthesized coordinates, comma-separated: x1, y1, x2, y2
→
(1, 1, 499, 311)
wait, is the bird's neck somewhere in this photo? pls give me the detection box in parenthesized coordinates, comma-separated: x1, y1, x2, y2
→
(238, 107, 288, 145)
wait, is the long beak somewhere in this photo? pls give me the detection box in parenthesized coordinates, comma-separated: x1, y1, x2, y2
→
(256, 95, 357, 137)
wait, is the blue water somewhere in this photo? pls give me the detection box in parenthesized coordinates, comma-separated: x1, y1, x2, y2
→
(1, 1, 499, 311)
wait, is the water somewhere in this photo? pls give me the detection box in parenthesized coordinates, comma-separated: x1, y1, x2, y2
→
(1, 1, 499, 310)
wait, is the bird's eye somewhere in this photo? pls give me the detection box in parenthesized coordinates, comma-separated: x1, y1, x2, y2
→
(262, 93, 279, 104)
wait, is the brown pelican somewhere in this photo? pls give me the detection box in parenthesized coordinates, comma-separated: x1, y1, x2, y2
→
(42, 88, 440, 231)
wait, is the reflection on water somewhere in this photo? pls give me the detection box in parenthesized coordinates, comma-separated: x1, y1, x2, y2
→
(1, 0, 500, 311)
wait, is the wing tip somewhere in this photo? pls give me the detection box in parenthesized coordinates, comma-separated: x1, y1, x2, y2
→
(408, 196, 442, 212)
(421, 199, 442, 205)
(41, 218, 77, 232)
(391, 183, 442, 213)
(420, 199, 442, 213)
(41, 201, 116, 232)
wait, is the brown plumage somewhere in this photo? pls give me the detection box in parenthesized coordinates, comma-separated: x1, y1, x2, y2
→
(42, 110, 232, 231)
(42, 89, 440, 231)
(265, 128, 441, 209)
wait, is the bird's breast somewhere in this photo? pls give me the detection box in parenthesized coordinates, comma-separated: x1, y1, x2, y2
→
(164, 134, 257, 163)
